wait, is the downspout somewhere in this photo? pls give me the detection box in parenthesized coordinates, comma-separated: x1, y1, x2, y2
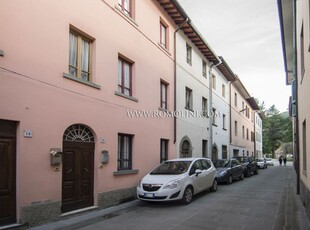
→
(174, 18, 189, 144)
(293, 0, 300, 195)
(208, 61, 221, 160)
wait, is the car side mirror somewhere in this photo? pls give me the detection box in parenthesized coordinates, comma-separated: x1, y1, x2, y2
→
(195, 169, 202, 176)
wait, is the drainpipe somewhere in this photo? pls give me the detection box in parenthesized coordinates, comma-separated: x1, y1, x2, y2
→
(208, 61, 221, 160)
(292, 0, 300, 195)
(173, 18, 189, 144)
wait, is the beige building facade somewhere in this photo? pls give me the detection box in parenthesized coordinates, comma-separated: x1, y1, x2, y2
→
(278, 0, 310, 219)
(230, 76, 259, 158)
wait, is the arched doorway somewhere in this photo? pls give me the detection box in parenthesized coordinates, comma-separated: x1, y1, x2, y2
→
(179, 136, 192, 158)
(62, 124, 95, 213)
(212, 144, 218, 160)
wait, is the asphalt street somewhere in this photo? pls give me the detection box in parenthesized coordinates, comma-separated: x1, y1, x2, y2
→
(32, 161, 310, 230)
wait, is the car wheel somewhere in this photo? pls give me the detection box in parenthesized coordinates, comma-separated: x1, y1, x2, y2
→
(182, 186, 193, 205)
(210, 179, 217, 192)
(245, 169, 251, 177)
(227, 175, 233, 184)
(239, 172, 244, 180)
(254, 168, 258, 175)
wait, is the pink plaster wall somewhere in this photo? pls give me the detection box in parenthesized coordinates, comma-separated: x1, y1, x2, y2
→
(0, 0, 176, 218)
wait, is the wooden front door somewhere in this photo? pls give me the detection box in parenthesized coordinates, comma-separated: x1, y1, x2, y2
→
(0, 120, 16, 226)
(62, 141, 94, 213)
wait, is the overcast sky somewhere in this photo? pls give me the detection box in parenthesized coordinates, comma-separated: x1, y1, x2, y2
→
(178, 0, 291, 112)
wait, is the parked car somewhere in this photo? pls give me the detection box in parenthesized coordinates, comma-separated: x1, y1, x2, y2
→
(213, 159, 244, 184)
(256, 158, 267, 169)
(137, 158, 217, 204)
(265, 158, 274, 166)
(234, 156, 258, 177)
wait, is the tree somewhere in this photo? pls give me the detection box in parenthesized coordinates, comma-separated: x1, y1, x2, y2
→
(256, 101, 293, 158)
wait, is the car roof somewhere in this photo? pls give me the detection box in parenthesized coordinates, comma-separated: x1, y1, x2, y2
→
(166, 157, 211, 162)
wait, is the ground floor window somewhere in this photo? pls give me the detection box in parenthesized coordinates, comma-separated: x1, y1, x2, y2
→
(202, 140, 208, 158)
(302, 120, 307, 173)
(160, 139, 169, 163)
(233, 149, 239, 157)
(222, 145, 228, 159)
(118, 134, 133, 170)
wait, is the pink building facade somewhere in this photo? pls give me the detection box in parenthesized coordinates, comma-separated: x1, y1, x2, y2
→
(0, 0, 176, 226)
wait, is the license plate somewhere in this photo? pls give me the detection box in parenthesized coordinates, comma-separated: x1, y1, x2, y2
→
(144, 193, 155, 198)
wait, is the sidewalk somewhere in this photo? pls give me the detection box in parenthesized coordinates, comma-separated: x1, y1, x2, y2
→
(29, 201, 141, 230)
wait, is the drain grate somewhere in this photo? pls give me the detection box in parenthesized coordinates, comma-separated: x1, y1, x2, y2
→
(102, 213, 119, 219)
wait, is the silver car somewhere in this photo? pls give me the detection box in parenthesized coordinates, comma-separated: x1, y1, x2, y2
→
(137, 158, 217, 204)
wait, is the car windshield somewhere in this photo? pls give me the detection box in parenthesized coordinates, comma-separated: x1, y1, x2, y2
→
(257, 158, 264, 162)
(213, 159, 230, 168)
(150, 161, 192, 175)
(266, 158, 272, 161)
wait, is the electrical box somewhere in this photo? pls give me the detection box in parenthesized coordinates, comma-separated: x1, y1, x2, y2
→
(50, 148, 62, 166)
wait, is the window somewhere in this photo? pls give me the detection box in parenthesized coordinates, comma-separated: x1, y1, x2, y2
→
(246, 106, 249, 118)
(234, 92, 238, 107)
(242, 101, 245, 114)
(301, 24, 305, 79)
(246, 128, 249, 140)
(212, 108, 217, 126)
(69, 30, 93, 81)
(212, 75, 216, 90)
(202, 60, 207, 77)
(202, 140, 208, 158)
(222, 84, 225, 98)
(242, 126, 245, 139)
(251, 131, 255, 142)
(160, 81, 168, 110)
(118, 134, 133, 170)
(118, 57, 133, 96)
(186, 43, 192, 65)
(160, 20, 168, 49)
(223, 114, 226, 130)
(302, 120, 307, 172)
(234, 121, 238, 136)
(202, 97, 208, 117)
(160, 139, 168, 163)
(185, 87, 193, 110)
(118, 0, 132, 17)
(222, 145, 228, 159)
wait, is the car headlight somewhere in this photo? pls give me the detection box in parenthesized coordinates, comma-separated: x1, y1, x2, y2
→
(163, 178, 183, 189)
(137, 179, 142, 188)
(219, 170, 227, 176)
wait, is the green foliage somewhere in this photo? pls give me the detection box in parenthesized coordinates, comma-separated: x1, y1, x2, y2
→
(256, 99, 293, 158)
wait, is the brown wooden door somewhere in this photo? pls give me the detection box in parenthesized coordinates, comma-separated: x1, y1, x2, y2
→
(62, 141, 94, 213)
(0, 120, 16, 226)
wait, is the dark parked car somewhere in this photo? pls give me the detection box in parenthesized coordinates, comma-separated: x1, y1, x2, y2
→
(234, 156, 258, 177)
(212, 159, 244, 184)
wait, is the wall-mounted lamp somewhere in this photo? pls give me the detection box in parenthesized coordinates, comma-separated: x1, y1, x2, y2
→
(101, 150, 109, 164)
(239, 108, 246, 113)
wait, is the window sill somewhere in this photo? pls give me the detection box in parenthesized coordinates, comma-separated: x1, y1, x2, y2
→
(303, 170, 307, 177)
(185, 107, 194, 112)
(223, 128, 227, 131)
(63, 73, 101, 90)
(212, 124, 217, 127)
(158, 107, 169, 112)
(158, 43, 171, 56)
(115, 5, 138, 27)
(115, 91, 139, 102)
(113, 169, 139, 176)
